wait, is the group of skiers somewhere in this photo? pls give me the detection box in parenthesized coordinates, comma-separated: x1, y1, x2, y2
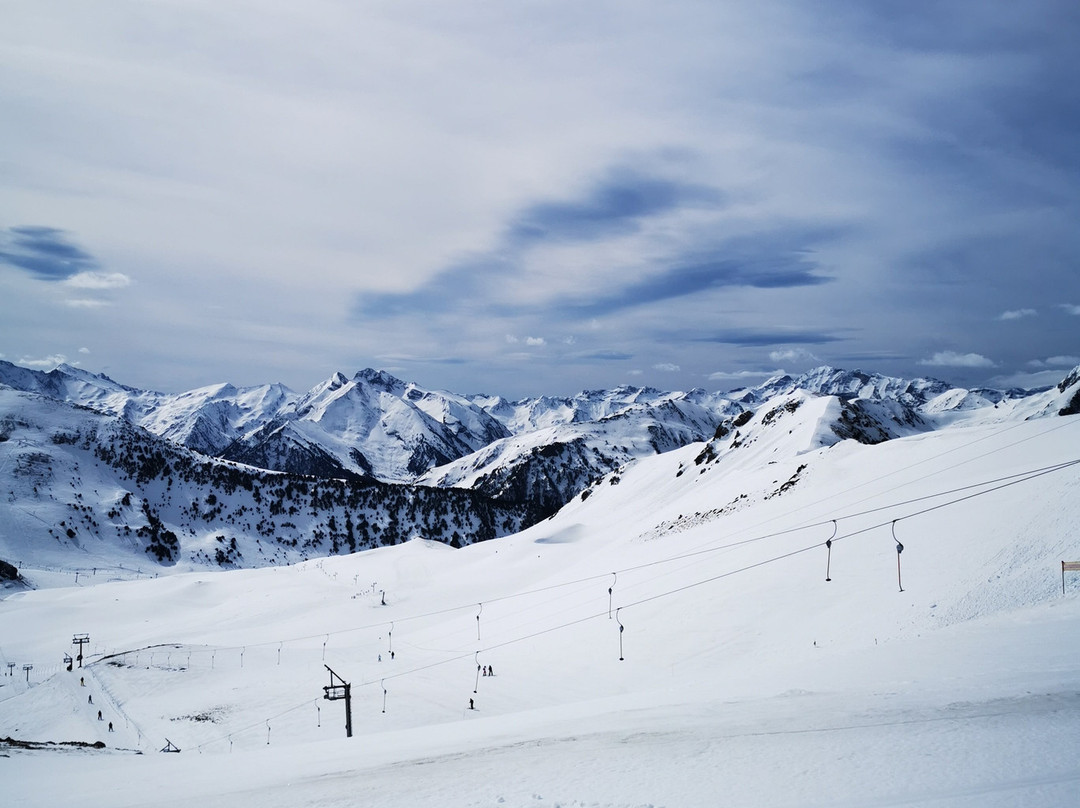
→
(81, 675, 114, 732)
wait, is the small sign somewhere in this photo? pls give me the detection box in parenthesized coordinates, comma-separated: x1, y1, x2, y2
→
(1062, 561, 1080, 594)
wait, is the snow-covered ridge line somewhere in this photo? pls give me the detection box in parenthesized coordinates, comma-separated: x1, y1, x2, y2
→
(3, 360, 1076, 480)
(2, 359, 1078, 553)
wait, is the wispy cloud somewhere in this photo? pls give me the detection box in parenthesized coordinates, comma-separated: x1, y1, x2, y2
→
(1028, 355, 1080, 368)
(1060, 304, 1080, 316)
(353, 165, 734, 323)
(356, 177, 837, 325)
(653, 363, 681, 372)
(0, 226, 99, 281)
(919, 351, 996, 368)
(65, 271, 131, 290)
(991, 368, 1073, 389)
(581, 350, 633, 361)
(505, 169, 721, 247)
(999, 308, 1037, 320)
(692, 329, 845, 347)
(769, 348, 819, 364)
(550, 241, 834, 320)
(708, 369, 784, 382)
(18, 353, 68, 368)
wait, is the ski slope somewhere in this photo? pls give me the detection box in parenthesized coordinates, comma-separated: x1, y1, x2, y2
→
(3, 414, 1080, 807)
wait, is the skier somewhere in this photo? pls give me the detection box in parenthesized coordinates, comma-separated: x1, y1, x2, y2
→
(88, 694, 93, 704)
(468, 698, 475, 710)
(97, 710, 102, 721)
(108, 722, 114, 732)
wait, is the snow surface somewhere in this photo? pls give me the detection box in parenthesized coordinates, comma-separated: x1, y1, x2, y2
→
(3, 414, 1080, 806)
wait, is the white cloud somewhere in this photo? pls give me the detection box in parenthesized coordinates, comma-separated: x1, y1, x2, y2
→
(919, 351, 996, 368)
(64, 298, 111, 309)
(708, 369, 784, 382)
(769, 348, 819, 363)
(525, 337, 546, 346)
(64, 271, 131, 290)
(990, 369, 1070, 389)
(1061, 304, 1080, 316)
(78, 346, 91, 354)
(18, 353, 66, 368)
(505, 335, 519, 344)
(1029, 355, 1080, 368)
(653, 363, 681, 372)
(999, 308, 1037, 320)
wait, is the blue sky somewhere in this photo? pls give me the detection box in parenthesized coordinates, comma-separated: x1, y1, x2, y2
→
(2, 1, 1079, 397)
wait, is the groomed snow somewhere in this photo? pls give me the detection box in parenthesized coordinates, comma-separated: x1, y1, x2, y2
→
(3, 415, 1080, 807)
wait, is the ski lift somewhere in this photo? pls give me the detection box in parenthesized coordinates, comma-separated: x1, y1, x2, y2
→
(616, 607, 625, 661)
(892, 520, 904, 592)
(825, 520, 837, 582)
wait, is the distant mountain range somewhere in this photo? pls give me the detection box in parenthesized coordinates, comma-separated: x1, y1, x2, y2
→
(1, 359, 1077, 576)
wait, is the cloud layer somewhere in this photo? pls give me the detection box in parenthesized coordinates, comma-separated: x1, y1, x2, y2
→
(2, 2, 1078, 396)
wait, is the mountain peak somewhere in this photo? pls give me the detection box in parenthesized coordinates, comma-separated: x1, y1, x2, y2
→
(353, 368, 405, 392)
(49, 362, 132, 391)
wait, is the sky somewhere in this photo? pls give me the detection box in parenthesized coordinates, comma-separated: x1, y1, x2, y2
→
(2, 1, 1079, 399)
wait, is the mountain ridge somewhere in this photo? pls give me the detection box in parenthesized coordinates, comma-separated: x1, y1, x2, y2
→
(2, 359, 1078, 558)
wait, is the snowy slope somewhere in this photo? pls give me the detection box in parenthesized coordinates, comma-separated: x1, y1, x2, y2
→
(2, 396, 1079, 806)
(0, 389, 530, 575)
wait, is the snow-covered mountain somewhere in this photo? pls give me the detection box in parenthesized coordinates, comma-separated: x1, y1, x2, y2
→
(221, 369, 513, 482)
(2, 359, 1079, 552)
(423, 365, 1080, 515)
(0, 388, 529, 575)
(421, 393, 738, 517)
(0, 363, 516, 483)
(0, 361, 295, 457)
